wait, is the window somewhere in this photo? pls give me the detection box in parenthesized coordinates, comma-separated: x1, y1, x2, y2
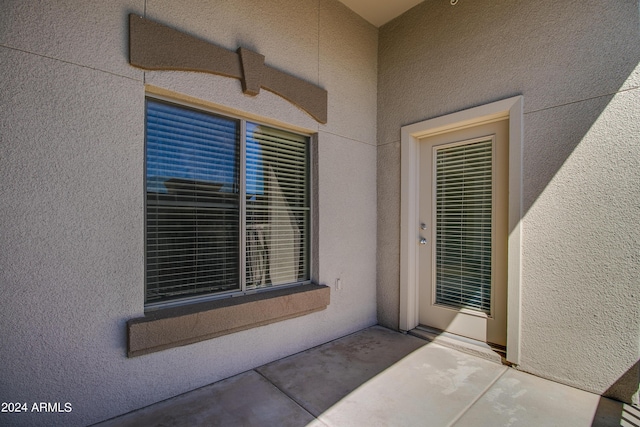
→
(145, 98, 311, 308)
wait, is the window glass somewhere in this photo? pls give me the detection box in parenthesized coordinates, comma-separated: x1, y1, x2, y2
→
(146, 99, 240, 304)
(145, 99, 310, 306)
(435, 139, 493, 313)
(246, 123, 309, 289)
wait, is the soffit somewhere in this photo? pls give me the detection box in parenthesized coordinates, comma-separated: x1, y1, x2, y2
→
(337, 0, 425, 27)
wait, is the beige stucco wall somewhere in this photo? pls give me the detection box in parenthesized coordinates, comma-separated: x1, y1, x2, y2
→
(377, 0, 639, 404)
(0, 1, 377, 426)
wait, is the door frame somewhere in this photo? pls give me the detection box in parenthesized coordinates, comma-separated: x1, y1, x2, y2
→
(400, 96, 523, 364)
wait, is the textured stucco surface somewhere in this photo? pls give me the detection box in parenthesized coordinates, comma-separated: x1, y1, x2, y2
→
(376, 141, 401, 328)
(377, 0, 640, 146)
(0, 0, 144, 79)
(0, 1, 377, 426)
(377, 0, 640, 404)
(520, 90, 640, 403)
(317, 132, 377, 325)
(319, 0, 378, 143)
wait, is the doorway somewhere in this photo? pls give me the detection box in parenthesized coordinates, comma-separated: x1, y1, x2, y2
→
(399, 96, 523, 363)
(418, 120, 508, 346)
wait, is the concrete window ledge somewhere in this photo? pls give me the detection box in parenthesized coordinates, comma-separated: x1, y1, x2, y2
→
(127, 284, 330, 357)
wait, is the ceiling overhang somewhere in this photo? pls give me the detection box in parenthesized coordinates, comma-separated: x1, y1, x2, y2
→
(337, 0, 424, 27)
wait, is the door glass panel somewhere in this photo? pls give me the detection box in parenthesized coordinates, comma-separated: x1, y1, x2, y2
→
(434, 139, 493, 313)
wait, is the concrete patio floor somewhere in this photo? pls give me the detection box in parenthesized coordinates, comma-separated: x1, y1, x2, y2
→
(95, 326, 637, 427)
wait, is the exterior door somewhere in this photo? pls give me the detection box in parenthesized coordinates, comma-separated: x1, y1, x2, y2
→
(418, 119, 508, 346)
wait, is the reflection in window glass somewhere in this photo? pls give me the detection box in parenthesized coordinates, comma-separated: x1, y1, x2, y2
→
(146, 99, 240, 303)
(144, 99, 310, 306)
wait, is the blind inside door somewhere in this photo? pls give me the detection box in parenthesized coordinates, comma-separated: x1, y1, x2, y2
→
(245, 123, 309, 289)
(435, 139, 493, 313)
(146, 99, 240, 304)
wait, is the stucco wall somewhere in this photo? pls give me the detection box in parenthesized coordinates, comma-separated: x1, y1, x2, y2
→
(377, 0, 639, 404)
(0, 1, 377, 426)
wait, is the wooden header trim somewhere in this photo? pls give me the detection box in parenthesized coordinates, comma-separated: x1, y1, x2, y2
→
(129, 14, 328, 124)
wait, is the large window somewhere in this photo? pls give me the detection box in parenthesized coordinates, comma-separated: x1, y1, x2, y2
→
(145, 98, 310, 308)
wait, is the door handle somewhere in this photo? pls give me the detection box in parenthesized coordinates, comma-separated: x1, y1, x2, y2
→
(419, 237, 427, 245)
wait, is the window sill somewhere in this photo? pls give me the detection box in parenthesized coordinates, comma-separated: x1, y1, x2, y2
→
(127, 284, 330, 357)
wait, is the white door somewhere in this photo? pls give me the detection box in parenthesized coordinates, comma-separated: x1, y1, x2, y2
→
(418, 119, 508, 346)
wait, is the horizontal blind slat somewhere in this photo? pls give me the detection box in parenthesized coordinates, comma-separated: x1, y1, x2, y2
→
(146, 99, 240, 303)
(435, 139, 493, 313)
(146, 100, 311, 305)
(245, 122, 309, 289)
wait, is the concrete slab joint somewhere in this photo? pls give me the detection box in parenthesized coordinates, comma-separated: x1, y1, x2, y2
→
(127, 284, 330, 357)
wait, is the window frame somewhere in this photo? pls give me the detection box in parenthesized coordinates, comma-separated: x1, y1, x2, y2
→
(144, 95, 314, 312)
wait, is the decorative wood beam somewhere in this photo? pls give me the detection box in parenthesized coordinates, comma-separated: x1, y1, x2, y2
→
(129, 14, 328, 124)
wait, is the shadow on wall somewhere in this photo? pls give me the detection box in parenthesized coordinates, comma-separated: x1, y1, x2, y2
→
(376, 0, 640, 407)
(458, 0, 640, 220)
(377, 0, 640, 330)
(412, 1, 640, 221)
(592, 360, 640, 426)
(605, 360, 639, 407)
(521, 93, 619, 214)
(380, 0, 640, 218)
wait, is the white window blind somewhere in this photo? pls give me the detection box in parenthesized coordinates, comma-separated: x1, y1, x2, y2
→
(435, 139, 493, 313)
(246, 124, 309, 289)
(145, 99, 310, 306)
